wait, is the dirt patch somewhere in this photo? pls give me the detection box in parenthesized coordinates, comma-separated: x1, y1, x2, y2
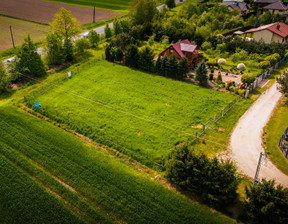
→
(0, 0, 120, 25)
(217, 126, 225, 131)
(191, 124, 203, 129)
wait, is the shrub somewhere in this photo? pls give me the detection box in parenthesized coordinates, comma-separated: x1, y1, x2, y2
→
(237, 63, 245, 70)
(201, 41, 212, 51)
(241, 73, 256, 86)
(209, 73, 214, 80)
(216, 72, 222, 84)
(216, 43, 227, 53)
(238, 89, 246, 96)
(258, 60, 271, 69)
(75, 38, 90, 53)
(217, 58, 226, 65)
(225, 80, 234, 90)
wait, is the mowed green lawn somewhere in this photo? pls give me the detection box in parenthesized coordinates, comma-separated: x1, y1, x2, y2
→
(0, 16, 49, 52)
(0, 105, 235, 224)
(45, 0, 132, 11)
(27, 60, 237, 165)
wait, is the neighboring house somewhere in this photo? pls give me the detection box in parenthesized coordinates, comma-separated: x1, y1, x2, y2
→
(253, 0, 279, 8)
(244, 22, 288, 43)
(263, 0, 288, 15)
(154, 40, 202, 68)
(222, 0, 250, 14)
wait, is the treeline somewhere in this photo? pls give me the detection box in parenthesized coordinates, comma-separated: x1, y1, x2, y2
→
(166, 145, 239, 208)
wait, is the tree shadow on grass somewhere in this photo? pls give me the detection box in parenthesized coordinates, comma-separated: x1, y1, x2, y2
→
(0, 89, 15, 101)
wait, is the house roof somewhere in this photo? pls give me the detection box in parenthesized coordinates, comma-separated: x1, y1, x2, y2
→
(253, 0, 278, 4)
(222, 1, 249, 12)
(171, 39, 199, 58)
(263, 0, 288, 10)
(244, 22, 288, 38)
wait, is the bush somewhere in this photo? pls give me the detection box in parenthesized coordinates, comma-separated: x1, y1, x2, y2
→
(258, 60, 271, 69)
(201, 41, 212, 51)
(237, 63, 245, 70)
(216, 72, 222, 84)
(237, 88, 246, 96)
(209, 73, 214, 80)
(216, 43, 227, 53)
(241, 73, 256, 86)
(217, 58, 226, 65)
(225, 80, 234, 90)
(75, 38, 90, 53)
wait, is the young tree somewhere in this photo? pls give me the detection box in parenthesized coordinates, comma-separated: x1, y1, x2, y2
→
(0, 62, 10, 91)
(125, 45, 140, 68)
(50, 8, 81, 40)
(16, 35, 46, 77)
(88, 30, 100, 47)
(274, 13, 282, 22)
(130, 0, 158, 25)
(177, 57, 189, 79)
(195, 61, 208, 86)
(75, 38, 90, 53)
(277, 70, 288, 97)
(44, 32, 66, 65)
(167, 55, 178, 78)
(63, 39, 74, 61)
(245, 179, 288, 224)
(216, 72, 223, 84)
(160, 55, 168, 77)
(260, 11, 273, 25)
(113, 20, 122, 35)
(166, 0, 176, 9)
(138, 46, 154, 72)
(105, 24, 112, 39)
(115, 48, 124, 62)
(105, 44, 112, 61)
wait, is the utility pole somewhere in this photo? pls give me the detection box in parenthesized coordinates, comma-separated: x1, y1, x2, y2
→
(253, 152, 266, 188)
(10, 26, 15, 48)
(93, 6, 95, 23)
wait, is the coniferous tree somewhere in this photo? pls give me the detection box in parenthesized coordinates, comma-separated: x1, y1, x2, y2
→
(166, 0, 176, 9)
(138, 46, 154, 72)
(155, 55, 161, 74)
(105, 24, 112, 39)
(16, 35, 46, 77)
(177, 57, 189, 79)
(167, 55, 178, 78)
(195, 61, 208, 86)
(160, 55, 168, 77)
(63, 39, 74, 61)
(114, 20, 122, 35)
(125, 45, 139, 68)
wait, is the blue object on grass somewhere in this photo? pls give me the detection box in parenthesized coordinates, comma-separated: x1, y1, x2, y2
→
(33, 101, 42, 109)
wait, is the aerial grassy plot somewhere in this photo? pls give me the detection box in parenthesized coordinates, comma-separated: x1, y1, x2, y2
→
(25, 60, 237, 166)
(0, 105, 235, 224)
(0, 15, 49, 51)
(45, 0, 132, 11)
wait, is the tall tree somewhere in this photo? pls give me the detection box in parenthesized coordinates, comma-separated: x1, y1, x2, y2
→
(50, 8, 81, 40)
(130, 0, 157, 25)
(44, 32, 66, 65)
(0, 62, 10, 91)
(245, 179, 288, 224)
(125, 45, 140, 68)
(195, 61, 208, 86)
(177, 57, 189, 79)
(113, 19, 122, 35)
(160, 55, 168, 77)
(138, 46, 154, 72)
(16, 35, 46, 77)
(88, 30, 100, 47)
(105, 24, 112, 39)
(277, 70, 288, 97)
(167, 55, 178, 78)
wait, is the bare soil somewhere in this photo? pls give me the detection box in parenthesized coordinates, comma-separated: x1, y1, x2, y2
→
(0, 0, 119, 25)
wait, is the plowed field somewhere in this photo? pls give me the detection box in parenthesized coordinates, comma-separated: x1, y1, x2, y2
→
(0, 0, 119, 25)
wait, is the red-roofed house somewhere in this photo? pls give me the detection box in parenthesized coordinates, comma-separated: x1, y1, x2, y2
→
(155, 40, 202, 68)
(244, 22, 288, 43)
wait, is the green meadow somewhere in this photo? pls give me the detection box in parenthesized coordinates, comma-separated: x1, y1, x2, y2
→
(0, 105, 235, 224)
(25, 60, 237, 166)
(45, 0, 132, 11)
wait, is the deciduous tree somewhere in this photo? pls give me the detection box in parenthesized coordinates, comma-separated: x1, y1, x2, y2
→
(130, 0, 157, 25)
(166, 0, 176, 9)
(105, 24, 112, 39)
(75, 38, 90, 53)
(277, 70, 288, 97)
(0, 62, 10, 91)
(88, 30, 100, 47)
(44, 32, 66, 65)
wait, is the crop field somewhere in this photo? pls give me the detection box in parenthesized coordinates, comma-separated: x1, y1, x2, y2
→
(0, 16, 49, 52)
(46, 0, 132, 11)
(25, 60, 237, 166)
(0, 105, 234, 224)
(0, 0, 118, 25)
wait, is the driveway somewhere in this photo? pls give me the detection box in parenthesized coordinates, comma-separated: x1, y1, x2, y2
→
(230, 82, 288, 187)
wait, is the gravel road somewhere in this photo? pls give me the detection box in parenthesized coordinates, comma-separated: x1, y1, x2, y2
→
(230, 82, 288, 187)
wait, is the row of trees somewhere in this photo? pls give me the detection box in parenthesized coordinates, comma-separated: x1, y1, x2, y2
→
(166, 145, 239, 208)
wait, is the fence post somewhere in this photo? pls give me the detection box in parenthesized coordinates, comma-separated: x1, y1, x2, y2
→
(213, 115, 216, 128)
(245, 89, 249, 98)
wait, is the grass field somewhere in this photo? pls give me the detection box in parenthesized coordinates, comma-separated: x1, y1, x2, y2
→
(0, 105, 235, 224)
(0, 15, 49, 52)
(263, 97, 288, 175)
(25, 60, 238, 166)
(46, 0, 132, 11)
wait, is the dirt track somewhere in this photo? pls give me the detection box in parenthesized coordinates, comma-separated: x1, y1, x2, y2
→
(0, 0, 119, 25)
(230, 83, 288, 187)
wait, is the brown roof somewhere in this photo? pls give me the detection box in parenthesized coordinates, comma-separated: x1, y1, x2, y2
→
(244, 22, 288, 38)
(263, 1, 288, 10)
